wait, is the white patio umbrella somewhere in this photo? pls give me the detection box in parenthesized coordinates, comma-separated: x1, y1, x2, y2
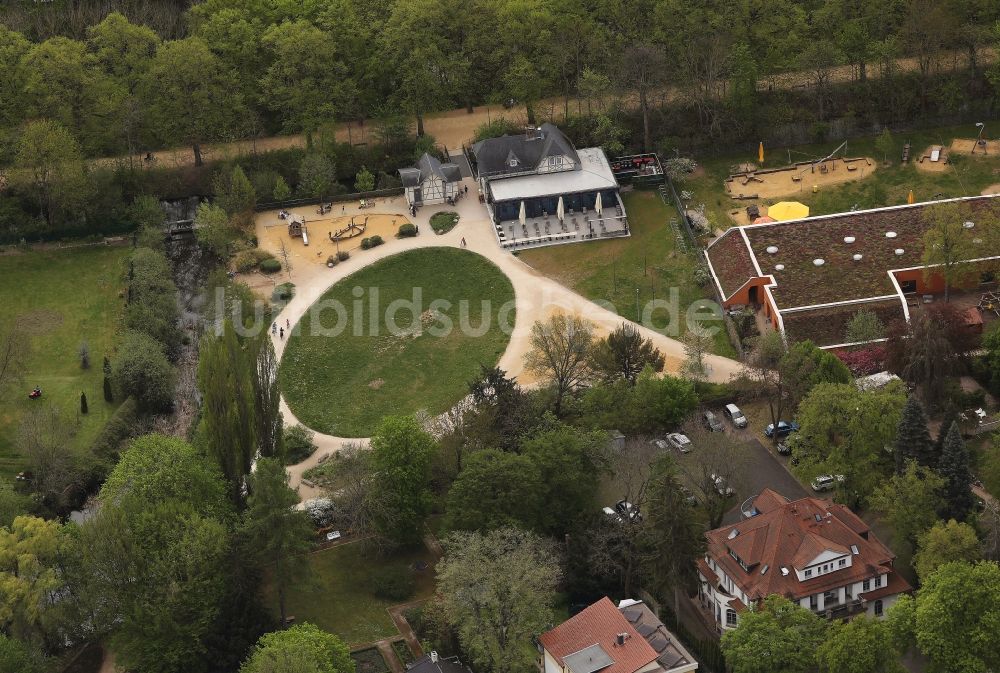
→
(519, 201, 526, 226)
(595, 192, 603, 215)
(557, 196, 565, 222)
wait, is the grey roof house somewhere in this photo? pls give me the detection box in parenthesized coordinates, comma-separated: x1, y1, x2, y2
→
(406, 652, 474, 673)
(399, 153, 463, 206)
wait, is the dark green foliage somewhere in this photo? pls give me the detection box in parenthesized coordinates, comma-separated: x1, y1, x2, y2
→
(259, 258, 281, 274)
(445, 448, 542, 532)
(90, 396, 138, 459)
(0, 634, 44, 673)
(370, 567, 416, 602)
(360, 235, 384, 250)
(271, 282, 294, 302)
(283, 424, 316, 464)
(428, 212, 459, 234)
(336, 250, 350, 261)
(368, 416, 435, 545)
(112, 330, 175, 412)
(579, 372, 698, 435)
(80, 391, 87, 414)
(938, 422, 975, 522)
(398, 222, 417, 237)
(124, 246, 182, 358)
(102, 374, 113, 402)
(590, 322, 666, 385)
(894, 396, 934, 473)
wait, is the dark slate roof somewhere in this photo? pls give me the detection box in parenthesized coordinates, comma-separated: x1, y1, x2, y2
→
(407, 654, 472, 673)
(399, 153, 462, 186)
(472, 123, 580, 177)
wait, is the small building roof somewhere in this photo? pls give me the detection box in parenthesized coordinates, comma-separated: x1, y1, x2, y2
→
(487, 147, 618, 202)
(473, 122, 580, 177)
(406, 654, 472, 673)
(399, 153, 462, 187)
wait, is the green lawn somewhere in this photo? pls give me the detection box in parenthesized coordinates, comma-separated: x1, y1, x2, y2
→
(429, 211, 460, 235)
(264, 541, 437, 646)
(517, 190, 736, 357)
(684, 122, 1000, 233)
(280, 247, 515, 437)
(0, 245, 127, 483)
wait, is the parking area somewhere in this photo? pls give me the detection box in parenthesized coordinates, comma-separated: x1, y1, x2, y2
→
(719, 435, 810, 525)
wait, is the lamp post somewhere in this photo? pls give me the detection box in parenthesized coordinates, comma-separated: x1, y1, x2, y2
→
(975, 122, 986, 154)
(636, 288, 640, 322)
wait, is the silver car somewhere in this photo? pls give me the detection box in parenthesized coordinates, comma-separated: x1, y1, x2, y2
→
(666, 432, 692, 453)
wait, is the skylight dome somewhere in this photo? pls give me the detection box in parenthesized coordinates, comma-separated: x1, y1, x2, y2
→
(853, 254, 863, 261)
(813, 258, 825, 266)
(895, 248, 905, 255)
(885, 231, 897, 238)
(775, 264, 785, 271)
(766, 245, 778, 254)
(844, 236, 855, 243)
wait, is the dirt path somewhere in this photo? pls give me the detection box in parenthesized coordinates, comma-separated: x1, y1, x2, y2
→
(93, 49, 995, 171)
(388, 601, 427, 660)
(276, 182, 743, 498)
(375, 639, 406, 673)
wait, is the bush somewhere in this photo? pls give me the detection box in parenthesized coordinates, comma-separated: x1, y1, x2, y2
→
(337, 250, 350, 261)
(90, 396, 139, 459)
(112, 330, 175, 412)
(233, 249, 275, 273)
(284, 424, 317, 464)
(693, 264, 711, 287)
(361, 237, 372, 250)
(398, 223, 417, 238)
(326, 255, 339, 267)
(259, 258, 282, 274)
(272, 283, 295, 302)
(371, 567, 416, 602)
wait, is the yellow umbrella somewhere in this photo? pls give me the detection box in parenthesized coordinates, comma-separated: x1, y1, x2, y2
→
(758, 142, 764, 163)
(907, 190, 915, 204)
(767, 201, 810, 221)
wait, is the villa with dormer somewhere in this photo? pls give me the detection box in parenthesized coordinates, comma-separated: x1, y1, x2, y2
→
(696, 489, 911, 633)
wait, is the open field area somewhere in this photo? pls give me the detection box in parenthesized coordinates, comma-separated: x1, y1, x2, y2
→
(263, 541, 437, 645)
(684, 123, 1000, 233)
(279, 247, 515, 437)
(518, 191, 736, 357)
(0, 246, 126, 482)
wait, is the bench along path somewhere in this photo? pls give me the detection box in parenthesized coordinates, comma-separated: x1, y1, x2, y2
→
(276, 183, 743, 499)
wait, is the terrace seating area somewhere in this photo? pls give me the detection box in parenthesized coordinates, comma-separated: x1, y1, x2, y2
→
(492, 201, 628, 250)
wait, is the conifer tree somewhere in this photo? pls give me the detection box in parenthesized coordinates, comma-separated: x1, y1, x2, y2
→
(938, 422, 975, 522)
(80, 391, 88, 414)
(894, 397, 933, 474)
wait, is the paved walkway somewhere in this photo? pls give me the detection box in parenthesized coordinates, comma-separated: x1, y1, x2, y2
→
(274, 182, 743, 497)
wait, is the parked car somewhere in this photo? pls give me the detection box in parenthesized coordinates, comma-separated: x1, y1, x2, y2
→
(703, 410, 724, 432)
(602, 506, 622, 523)
(615, 499, 642, 522)
(724, 403, 748, 428)
(811, 474, 845, 492)
(666, 432, 692, 453)
(765, 420, 800, 438)
(776, 441, 792, 456)
(710, 473, 735, 497)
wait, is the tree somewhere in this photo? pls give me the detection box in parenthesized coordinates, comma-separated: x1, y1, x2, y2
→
(580, 373, 698, 437)
(368, 416, 435, 545)
(143, 37, 246, 166)
(13, 119, 91, 226)
(354, 166, 375, 193)
(870, 461, 945, 553)
(273, 176, 292, 202)
(676, 429, 748, 528)
(102, 375, 113, 403)
(17, 405, 82, 514)
(462, 365, 539, 456)
(249, 334, 283, 460)
(195, 202, 238, 259)
(0, 322, 28, 398)
(914, 520, 982, 582)
(444, 449, 542, 532)
(733, 331, 791, 439)
(214, 165, 256, 228)
(0, 481, 27, 529)
(875, 128, 895, 165)
(844, 307, 886, 345)
(938, 422, 975, 522)
(112, 329, 175, 411)
(590, 322, 665, 385)
(128, 196, 166, 250)
(437, 527, 561, 673)
(198, 321, 257, 505)
(720, 595, 828, 673)
(79, 391, 87, 414)
(780, 340, 852, 409)
(680, 328, 712, 382)
(524, 315, 594, 415)
(899, 312, 962, 409)
(894, 396, 935, 473)
(816, 617, 905, 673)
(124, 246, 182, 357)
(240, 623, 353, 673)
(0, 634, 45, 673)
(911, 561, 1000, 673)
(921, 202, 980, 303)
(297, 152, 337, 201)
(245, 458, 313, 627)
(791, 382, 904, 507)
(0, 516, 67, 646)
(642, 454, 704, 618)
(619, 44, 668, 151)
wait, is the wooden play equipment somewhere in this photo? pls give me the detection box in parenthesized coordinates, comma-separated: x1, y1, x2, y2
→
(724, 142, 873, 200)
(329, 216, 368, 242)
(288, 214, 309, 245)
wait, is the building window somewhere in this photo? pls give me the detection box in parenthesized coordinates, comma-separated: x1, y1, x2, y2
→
(838, 558, 847, 567)
(900, 279, 917, 294)
(846, 584, 852, 599)
(805, 569, 812, 578)
(874, 575, 882, 588)
(874, 600, 884, 616)
(810, 595, 818, 610)
(824, 590, 837, 605)
(863, 579, 871, 591)
(726, 609, 737, 627)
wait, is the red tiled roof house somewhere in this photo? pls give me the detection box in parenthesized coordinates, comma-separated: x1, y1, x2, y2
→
(696, 489, 911, 633)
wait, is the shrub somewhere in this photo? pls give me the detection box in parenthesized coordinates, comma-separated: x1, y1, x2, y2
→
(361, 237, 372, 250)
(371, 567, 416, 602)
(326, 255, 339, 267)
(398, 223, 417, 238)
(259, 258, 282, 274)
(693, 264, 710, 287)
(369, 235, 384, 248)
(112, 330, 175, 412)
(91, 396, 139, 459)
(272, 283, 295, 302)
(284, 424, 317, 464)
(302, 497, 337, 527)
(233, 249, 275, 273)
(337, 250, 350, 261)
(833, 344, 886, 376)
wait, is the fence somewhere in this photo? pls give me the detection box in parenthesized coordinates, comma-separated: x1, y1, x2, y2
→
(254, 187, 405, 212)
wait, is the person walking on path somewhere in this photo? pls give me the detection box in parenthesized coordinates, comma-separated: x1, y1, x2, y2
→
(279, 327, 284, 339)
(271, 322, 277, 335)
(460, 237, 467, 248)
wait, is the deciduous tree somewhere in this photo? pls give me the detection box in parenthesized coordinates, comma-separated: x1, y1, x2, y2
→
(914, 519, 982, 582)
(368, 415, 435, 545)
(444, 449, 542, 532)
(13, 119, 91, 226)
(816, 616, 904, 673)
(721, 595, 828, 673)
(240, 623, 353, 673)
(870, 461, 945, 553)
(524, 314, 594, 416)
(590, 322, 665, 385)
(112, 329, 175, 412)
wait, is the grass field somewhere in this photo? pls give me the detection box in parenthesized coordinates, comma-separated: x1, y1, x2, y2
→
(517, 190, 736, 357)
(0, 245, 127, 483)
(685, 122, 1000, 232)
(263, 541, 437, 645)
(280, 247, 515, 437)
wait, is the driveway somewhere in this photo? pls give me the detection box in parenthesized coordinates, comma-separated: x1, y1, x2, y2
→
(721, 436, 810, 525)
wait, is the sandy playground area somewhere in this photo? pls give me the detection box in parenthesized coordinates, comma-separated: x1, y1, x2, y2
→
(950, 138, 1000, 156)
(724, 157, 877, 200)
(915, 144, 951, 173)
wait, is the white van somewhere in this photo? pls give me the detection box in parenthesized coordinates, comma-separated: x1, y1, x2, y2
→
(724, 403, 748, 428)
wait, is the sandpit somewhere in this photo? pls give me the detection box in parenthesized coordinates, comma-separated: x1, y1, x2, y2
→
(950, 138, 1000, 156)
(254, 206, 412, 269)
(982, 184, 1000, 196)
(724, 157, 876, 200)
(914, 144, 950, 173)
